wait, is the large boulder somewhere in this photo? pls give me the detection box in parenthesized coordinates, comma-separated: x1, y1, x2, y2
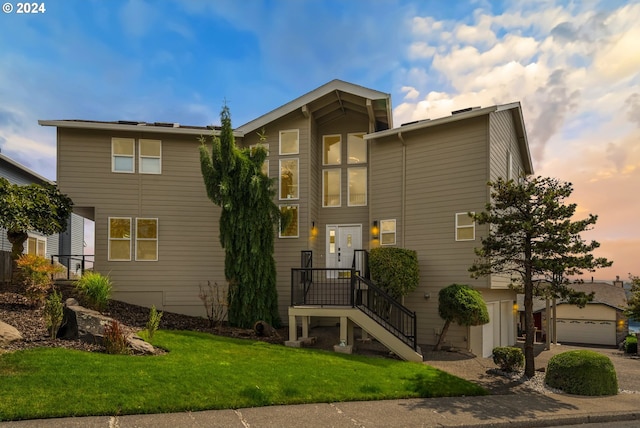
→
(0, 320, 23, 346)
(127, 334, 156, 355)
(57, 298, 113, 345)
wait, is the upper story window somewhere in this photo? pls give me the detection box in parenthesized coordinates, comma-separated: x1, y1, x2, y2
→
(347, 133, 366, 164)
(323, 169, 341, 207)
(348, 167, 367, 206)
(112, 138, 135, 173)
(323, 135, 341, 165)
(280, 159, 299, 199)
(136, 218, 158, 261)
(109, 217, 131, 261)
(507, 150, 513, 181)
(139, 139, 162, 174)
(455, 212, 475, 241)
(279, 129, 299, 155)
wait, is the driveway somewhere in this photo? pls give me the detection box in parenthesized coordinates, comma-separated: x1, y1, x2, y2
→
(422, 342, 640, 394)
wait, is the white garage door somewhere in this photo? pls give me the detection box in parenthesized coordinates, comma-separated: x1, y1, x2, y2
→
(556, 319, 616, 346)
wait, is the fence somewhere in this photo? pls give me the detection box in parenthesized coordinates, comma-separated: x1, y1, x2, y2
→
(0, 250, 11, 284)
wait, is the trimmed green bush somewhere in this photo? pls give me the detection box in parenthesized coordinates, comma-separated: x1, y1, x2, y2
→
(623, 334, 637, 354)
(74, 272, 112, 312)
(492, 347, 524, 372)
(545, 350, 618, 396)
(369, 247, 419, 299)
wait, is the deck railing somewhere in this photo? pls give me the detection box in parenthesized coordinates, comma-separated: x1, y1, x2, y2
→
(50, 254, 94, 280)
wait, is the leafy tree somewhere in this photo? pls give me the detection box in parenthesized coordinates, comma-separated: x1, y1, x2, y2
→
(625, 275, 640, 322)
(469, 176, 612, 376)
(369, 247, 419, 300)
(434, 283, 489, 351)
(199, 106, 283, 328)
(0, 178, 73, 271)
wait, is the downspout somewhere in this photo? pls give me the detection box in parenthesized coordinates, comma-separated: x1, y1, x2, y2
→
(398, 131, 406, 247)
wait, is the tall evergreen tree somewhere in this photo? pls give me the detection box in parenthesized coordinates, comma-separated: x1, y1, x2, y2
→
(469, 176, 611, 377)
(625, 275, 640, 322)
(199, 106, 282, 328)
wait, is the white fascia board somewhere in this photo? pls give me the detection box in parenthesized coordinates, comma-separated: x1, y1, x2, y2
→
(0, 153, 53, 184)
(38, 120, 244, 137)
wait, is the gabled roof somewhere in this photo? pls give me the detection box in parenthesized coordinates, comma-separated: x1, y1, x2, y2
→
(0, 152, 52, 184)
(38, 119, 226, 137)
(364, 102, 534, 175)
(236, 79, 392, 134)
(517, 281, 628, 313)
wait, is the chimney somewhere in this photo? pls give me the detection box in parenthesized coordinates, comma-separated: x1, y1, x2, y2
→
(613, 275, 624, 288)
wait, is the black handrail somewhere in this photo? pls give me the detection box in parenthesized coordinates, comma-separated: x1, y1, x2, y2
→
(301, 250, 312, 268)
(352, 249, 369, 279)
(50, 254, 95, 280)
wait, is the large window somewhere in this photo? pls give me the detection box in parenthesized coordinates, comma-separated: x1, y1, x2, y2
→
(112, 138, 135, 173)
(279, 129, 299, 155)
(347, 132, 366, 164)
(456, 212, 475, 241)
(279, 205, 299, 238)
(323, 135, 341, 165)
(380, 219, 396, 246)
(348, 167, 367, 206)
(139, 139, 162, 174)
(280, 159, 299, 199)
(323, 169, 341, 207)
(27, 236, 46, 256)
(136, 218, 158, 261)
(109, 217, 131, 261)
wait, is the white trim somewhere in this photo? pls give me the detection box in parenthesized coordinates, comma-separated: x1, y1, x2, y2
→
(322, 134, 342, 165)
(135, 218, 158, 261)
(380, 219, 396, 246)
(279, 129, 299, 155)
(279, 204, 299, 238)
(455, 212, 475, 241)
(279, 158, 299, 200)
(25, 234, 47, 257)
(322, 168, 341, 207)
(347, 167, 367, 207)
(139, 139, 162, 175)
(108, 217, 131, 261)
(111, 138, 135, 173)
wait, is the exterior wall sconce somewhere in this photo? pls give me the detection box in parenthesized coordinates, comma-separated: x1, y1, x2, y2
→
(311, 221, 318, 238)
(423, 292, 430, 299)
(513, 303, 519, 312)
(371, 220, 379, 239)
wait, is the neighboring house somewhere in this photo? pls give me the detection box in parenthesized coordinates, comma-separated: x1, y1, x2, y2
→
(40, 79, 533, 358)
(0, 152, 85, 276)
(517, 278, 628, 347)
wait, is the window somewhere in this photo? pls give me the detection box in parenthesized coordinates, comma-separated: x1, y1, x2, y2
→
(109, 217, 131, 261)
(323, 169, 341, 207)
(279, 205, 299, 238)
(456, 212, 475, 241)
(347, 133, 366, 164)
(27, 236, 46, 256)
(280, 159, 299, 199)
(139, 139, 161, 174)
(348, 167, 367, 206)
(136, 218, 158, 261)
(112, 138, 135, 173)
(250, 143, 269, 176)
(323, 135, 341, 165)
(279, 129, 299, 155)
(380, 219, 396, 245)
(507, 151, 513, 181)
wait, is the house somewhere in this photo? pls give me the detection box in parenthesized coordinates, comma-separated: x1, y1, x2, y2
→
(517, 278, 628, 347)
(40, 80, 533, 359)
(0, 152, 85, 281)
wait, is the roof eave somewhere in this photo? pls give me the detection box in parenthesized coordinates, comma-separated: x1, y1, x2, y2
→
(38, 120, 243, 137)
(0, 153, 53, 184)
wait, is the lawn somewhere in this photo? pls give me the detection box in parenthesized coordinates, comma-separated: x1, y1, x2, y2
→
(0, 330, 486, 421)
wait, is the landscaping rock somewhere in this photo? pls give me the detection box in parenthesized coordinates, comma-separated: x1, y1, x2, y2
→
(57, 298, 112, 345)
(0, 320, 23, 346)
(127, 334, 156, 355)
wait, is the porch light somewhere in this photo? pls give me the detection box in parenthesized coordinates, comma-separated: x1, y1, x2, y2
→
(311, 221, 318, 238)
(513, 303, 518, 312)
(371, 220, 379, 239)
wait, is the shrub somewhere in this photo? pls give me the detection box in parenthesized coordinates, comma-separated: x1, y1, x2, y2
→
(369, 247, 419, 299)
(43, 290, 64, 339)
(74, 272, 112, 312)
(103, 320, 129, 355)
(15, 254, 64, 306)
(199, 281, 228, 330)
(545, 350, 618, 396)
(623, 334, 637, 354)
(434, 284, 489, 351)
(493, 347, 524, 372)
(146, 305, 163, 341)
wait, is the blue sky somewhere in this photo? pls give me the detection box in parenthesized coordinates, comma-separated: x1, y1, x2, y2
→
(1, 0, 639, 279)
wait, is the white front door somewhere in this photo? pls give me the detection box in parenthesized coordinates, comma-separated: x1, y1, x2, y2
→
(326, 225, 362, 277)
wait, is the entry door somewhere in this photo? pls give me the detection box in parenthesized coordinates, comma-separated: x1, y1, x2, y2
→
(326, 225, 362, 278)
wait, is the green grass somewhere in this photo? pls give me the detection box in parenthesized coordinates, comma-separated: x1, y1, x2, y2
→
(0, 330, 486, 421)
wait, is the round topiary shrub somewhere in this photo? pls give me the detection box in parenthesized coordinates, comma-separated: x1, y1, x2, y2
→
(492, 346, 524, 372)
(545, 350, 618, 396)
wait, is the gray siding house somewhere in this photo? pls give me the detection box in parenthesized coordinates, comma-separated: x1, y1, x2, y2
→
(40, 80, 533, 358)
(0, 153, 85, 278)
